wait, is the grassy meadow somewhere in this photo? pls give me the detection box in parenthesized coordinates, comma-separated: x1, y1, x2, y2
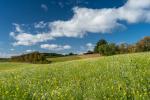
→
(47, 54, 100, 63)
(0, 52, 150, 100)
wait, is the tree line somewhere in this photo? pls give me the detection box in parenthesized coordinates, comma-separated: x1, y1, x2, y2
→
(11, 52, 50, 64)
(94, 36, 150, 56)
(10, 36, 149, 63)
(10, 52, 78, 64)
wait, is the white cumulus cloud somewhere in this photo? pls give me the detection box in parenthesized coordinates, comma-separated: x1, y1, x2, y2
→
(11, 29, 53, 46)
(41, 44, 71, 51)
(34, 21, 48, 29)
(86, 43, 95, 51)
(10, 0, 150, 46)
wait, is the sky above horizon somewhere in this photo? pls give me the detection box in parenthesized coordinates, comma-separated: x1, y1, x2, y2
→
(0, 0, 150, 58)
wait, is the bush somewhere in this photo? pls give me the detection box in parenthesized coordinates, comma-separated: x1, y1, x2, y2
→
(98, 43, 117, 56)
(94, 39, 108, 53)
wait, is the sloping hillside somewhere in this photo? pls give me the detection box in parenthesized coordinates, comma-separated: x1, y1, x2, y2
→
(47, 54, 100, 63)
(0, 52, 150, 99)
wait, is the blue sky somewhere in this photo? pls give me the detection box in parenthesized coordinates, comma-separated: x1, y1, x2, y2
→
(0, 0, 150, 57)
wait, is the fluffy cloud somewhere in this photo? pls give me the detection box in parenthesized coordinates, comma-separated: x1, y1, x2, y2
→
(86, 43, 95, 51)
(11, 30, 53, 46)
(118, 0, 150, 23)
(50, 0, 150, 37)
(12, 23, 23, 33)
(40, 44, 71, 51)
(34, 21, 48, 29)
(10, 0, 150, 46)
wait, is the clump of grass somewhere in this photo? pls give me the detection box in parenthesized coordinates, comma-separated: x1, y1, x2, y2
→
(0, 52, 150, 100)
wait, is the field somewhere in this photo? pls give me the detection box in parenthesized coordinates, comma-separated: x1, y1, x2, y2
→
(0, 52, 150, 100)
(47, 54, 100, 63)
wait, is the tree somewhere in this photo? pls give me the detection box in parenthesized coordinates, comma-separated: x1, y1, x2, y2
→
(94, 39, 108, 53)
(118, 43, 128, 54)
(67, 52, 75, 56)
(94, 39, 118, 56)
(108, 43, 118, 55)
(98, 43, 117, 56)
(136, 36, 150, 52)
(11, 52, 50, 64)
(127, 45, 137, 53)
(94, 36, 150, 56)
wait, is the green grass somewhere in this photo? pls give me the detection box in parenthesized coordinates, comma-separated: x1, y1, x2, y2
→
(0, 52, 150, 100)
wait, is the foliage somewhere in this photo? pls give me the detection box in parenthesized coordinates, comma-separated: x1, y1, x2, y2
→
(118, 43, 129, 54)
(98, 43, 117, 56)
(94, 39, 108, 53)
(65, 52, 77, 56)
(0, 52, 150, 99)
(11, 52, 50, 64)
(94, 36, 150, 56)
(136, 36, 150, 52)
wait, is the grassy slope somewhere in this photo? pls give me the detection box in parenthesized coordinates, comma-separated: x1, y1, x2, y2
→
(0, 52, 150, 100)
(47, 54, 100, 63)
